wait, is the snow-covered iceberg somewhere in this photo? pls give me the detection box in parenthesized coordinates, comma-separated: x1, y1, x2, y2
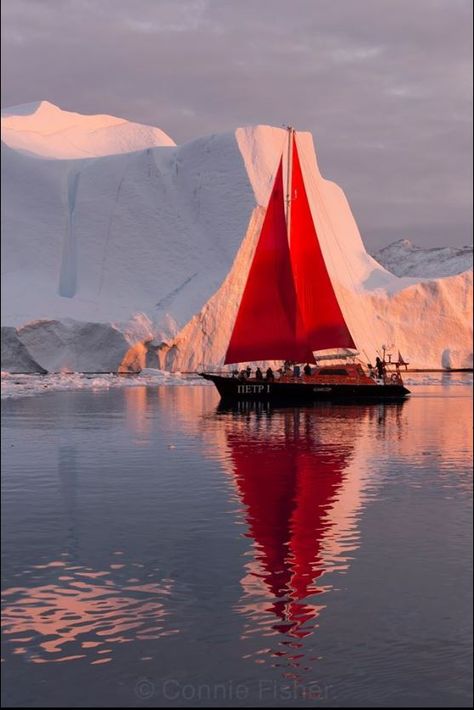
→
(372, 239, 472, 278)
(1, 102, 472, 373)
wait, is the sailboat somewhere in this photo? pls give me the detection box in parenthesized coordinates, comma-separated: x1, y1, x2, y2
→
(201, 128, 410, 402)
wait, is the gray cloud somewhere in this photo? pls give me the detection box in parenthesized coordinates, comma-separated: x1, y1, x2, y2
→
(1, 0, 472, 249)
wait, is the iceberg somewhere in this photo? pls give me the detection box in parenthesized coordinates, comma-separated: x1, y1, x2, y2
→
(1, 103, 472, 373)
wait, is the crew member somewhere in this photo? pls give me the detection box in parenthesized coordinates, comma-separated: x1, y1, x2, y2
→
(375, 356, 385, 379)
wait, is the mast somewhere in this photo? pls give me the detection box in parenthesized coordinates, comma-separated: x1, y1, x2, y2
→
(285, 126, 294, 242)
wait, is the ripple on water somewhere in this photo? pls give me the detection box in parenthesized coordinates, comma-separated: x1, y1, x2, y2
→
(1, 555, 178, 665)
(1, 383, 472, 707)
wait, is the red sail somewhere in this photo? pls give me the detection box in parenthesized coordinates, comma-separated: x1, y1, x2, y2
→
(290, 139, 356, 351)
(224, 159, 315, 365)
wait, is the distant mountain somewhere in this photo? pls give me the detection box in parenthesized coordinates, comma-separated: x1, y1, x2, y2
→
(1, 101, 175, 158)
(372, 239, 472, 278)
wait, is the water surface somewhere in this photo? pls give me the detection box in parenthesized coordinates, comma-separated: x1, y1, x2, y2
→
(1, 379, 472, 707)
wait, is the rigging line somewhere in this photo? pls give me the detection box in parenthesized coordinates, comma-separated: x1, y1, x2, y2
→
(297, 148, 365, 352)
(296, 142, 362, 293)
(297, 144, 380, 361)
(318, 207, 378, 361)
(300, 150, 362, 302)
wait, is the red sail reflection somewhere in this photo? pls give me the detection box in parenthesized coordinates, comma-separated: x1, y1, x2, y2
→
(225, 407, 356, 640)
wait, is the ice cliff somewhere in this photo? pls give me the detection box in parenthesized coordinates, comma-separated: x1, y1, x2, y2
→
(1, 102, 472, 373)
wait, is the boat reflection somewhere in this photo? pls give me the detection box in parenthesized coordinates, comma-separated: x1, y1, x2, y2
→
(216, 401, 406, 667)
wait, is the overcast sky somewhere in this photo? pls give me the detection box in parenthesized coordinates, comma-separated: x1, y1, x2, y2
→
(1, 0, 472, 249)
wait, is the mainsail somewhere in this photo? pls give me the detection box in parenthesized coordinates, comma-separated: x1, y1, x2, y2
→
(224, 159, 315, 365)
(224, 131, 355, 365)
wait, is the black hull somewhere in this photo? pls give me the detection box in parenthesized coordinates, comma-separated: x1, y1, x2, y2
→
(200, 374, 410, 402)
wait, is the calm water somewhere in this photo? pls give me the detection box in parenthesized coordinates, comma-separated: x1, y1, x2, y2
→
(1, 380, 472, 707)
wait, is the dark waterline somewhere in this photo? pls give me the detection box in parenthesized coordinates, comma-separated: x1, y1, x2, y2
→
(1, 382, 473, 707)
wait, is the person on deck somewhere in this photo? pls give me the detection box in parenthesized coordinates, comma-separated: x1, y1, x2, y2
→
(293, 364, 301, 377)
(375, 357, 385, 379)
(246, 366, 252, 378)
(255, 367, 263, 380)
(266, 367, 274, 381)
(303, 363, 312, 376)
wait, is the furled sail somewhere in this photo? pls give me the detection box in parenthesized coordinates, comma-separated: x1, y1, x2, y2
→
(289, 139, 356, 351)
(224, 159, 315, 365)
